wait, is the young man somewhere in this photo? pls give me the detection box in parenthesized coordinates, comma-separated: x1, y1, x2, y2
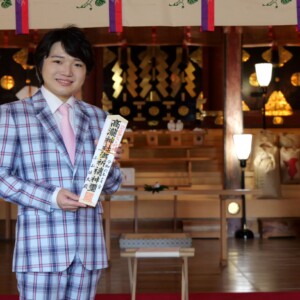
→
(0, 26, 122, 299)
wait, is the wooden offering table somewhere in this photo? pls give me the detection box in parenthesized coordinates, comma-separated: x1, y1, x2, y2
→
(121, 247, 195, 300)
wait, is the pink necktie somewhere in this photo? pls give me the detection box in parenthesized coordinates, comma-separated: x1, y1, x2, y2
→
(58, 103, 75, 164)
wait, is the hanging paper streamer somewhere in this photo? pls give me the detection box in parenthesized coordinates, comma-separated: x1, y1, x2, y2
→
(109, 0, 123, 33)
(201, 0, 214, 31)
(15, 0, 29, 34)
(297, 0, 300, 31)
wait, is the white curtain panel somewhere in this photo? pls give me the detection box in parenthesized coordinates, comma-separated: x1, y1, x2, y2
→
(0, 0, 297, 30)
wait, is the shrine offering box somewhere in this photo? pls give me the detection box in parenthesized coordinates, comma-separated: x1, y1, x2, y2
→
(79, 115, 128, 207)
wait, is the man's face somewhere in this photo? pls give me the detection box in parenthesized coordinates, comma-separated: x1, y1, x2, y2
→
(41, 42, 87, 101)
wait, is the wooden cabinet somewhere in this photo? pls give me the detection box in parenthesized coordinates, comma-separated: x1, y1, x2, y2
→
(120, 130, 223, 187)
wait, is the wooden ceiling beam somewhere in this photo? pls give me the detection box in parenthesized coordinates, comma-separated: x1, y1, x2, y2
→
(1, 26, 299, 50)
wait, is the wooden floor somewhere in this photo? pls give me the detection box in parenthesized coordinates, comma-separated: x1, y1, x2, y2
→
(1, 221, 300, 295)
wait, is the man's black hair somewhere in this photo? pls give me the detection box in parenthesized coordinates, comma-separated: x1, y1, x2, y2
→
(34, 26, 94, 84)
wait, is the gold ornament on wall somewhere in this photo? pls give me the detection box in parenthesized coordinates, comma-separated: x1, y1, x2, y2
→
(103, 45, 203, 126)
(265, 90, 293, 125)
(148, 106, 160, 116)
(13, 48, 35, 70)
(242, 50, 250, 62)
(155, 48, 169, 98)
(120, 106, 131, 116)
(190, 47, 203, 68)
(101, 92, 112, 112)
(112, 61, 123, 99)
(103, 47, 116, 68)
(214, 112, 223, 125)
(249, 72, 260, 87)
(273, 117, 284, 125)
(242, 101, 250, 111)
(291, 73, 300, 86)
(178, 105, 189, 116)
(265, 90, 293, 117)
(126, 47, 138, 98)
(262, 46, 292, 67)
(148, 120, 159, 126)
(185, 62, 196, 98)
(170, 47, 183, 98)
(1, 75, 15, 90)
(139, 47, 153, 99)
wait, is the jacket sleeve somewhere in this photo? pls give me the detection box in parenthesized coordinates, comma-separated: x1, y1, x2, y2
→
(0, 105, 55, 212)
(102, 164, 122, 195)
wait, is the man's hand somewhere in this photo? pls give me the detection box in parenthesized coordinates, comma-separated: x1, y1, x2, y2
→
(57, 189, 87, 212)
(113, 144, 123, 166)
(94, 139, 123, 167)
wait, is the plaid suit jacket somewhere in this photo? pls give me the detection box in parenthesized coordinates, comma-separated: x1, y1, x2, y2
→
(0, 90, 122, 272)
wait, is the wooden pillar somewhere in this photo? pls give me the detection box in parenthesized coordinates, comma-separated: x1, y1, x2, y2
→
(202, 46, 224, 111)
(224, 27, 243, 189)
(82, 47, 104, 107)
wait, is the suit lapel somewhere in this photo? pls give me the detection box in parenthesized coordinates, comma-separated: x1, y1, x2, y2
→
(32, 91, 92, 169)
(32, 91, 74, 168)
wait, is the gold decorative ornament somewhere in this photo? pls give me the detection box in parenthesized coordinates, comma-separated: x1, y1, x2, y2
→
(163, 113, 173, 121)
(196, 112, 203, 121)
(181, 92, 186, 102)
(101, 92, 112, 112)
(1, 75, 15, 90)
(119, 106, 131, 116)
(196, 92, 207, 118)
(103, 47, 116, 68)
(133, 101, 146, 110)
(273, 117, 284, 125)
(149, 106, 160, 116)
(170, 73, 180, 84)
(262, 46, 292, 67)
(242, 101, 250, 111)
(133, 113, 146, 121)
(214, 112, 224, 125)
(139, 47, 155, 99)
(112, 61, 123, 99)
(162, 101, 175, 109)
(190, 47, 203, 68)
(170, 47, 183, 97)
(265, 90, 293, 125)
(126, 47, 138, 98)
(265, 90, 293, 117)
(242, 50, 250, 62)
(249, 72, 260, 87)
(185, 62, 196, 97)
(148, 120, 159, 126)
(148, 90, 159, 102)
(291, 73, 300, 86)
(155, 48, 169, 98)
(13, 48, 35, 70)
(178, 105, 189, 116)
